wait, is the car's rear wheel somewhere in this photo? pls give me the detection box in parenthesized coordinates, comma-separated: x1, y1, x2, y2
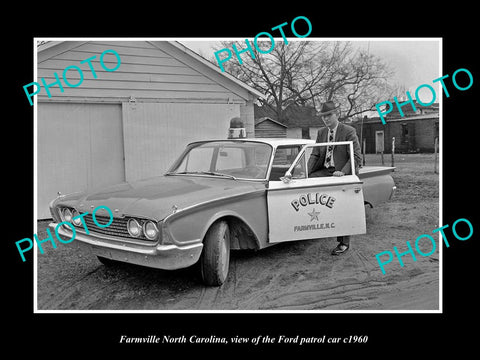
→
(200, 220, 230, 286)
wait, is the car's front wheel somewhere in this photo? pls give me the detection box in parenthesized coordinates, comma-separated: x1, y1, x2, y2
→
(200, 220, 230, 286)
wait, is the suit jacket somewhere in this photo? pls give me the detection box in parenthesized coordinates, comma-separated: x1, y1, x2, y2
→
(307, 122, 362, 175)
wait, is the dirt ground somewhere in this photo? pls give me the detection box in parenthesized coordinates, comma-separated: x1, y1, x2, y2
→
(36, 153, 439, 311)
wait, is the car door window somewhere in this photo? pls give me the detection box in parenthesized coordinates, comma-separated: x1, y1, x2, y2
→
(269, 145, 301, 181)
(290, 142, 356, 179)
(291, 152, 306, 179)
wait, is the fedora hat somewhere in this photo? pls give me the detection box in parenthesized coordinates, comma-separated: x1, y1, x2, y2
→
(318, 101, 339, 115)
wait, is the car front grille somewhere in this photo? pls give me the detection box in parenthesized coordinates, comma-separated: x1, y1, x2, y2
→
(57, 206, 159, 242)
(82, 214, 151, 241)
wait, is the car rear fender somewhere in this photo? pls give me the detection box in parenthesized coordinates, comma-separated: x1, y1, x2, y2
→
(359, 166, 396, 207)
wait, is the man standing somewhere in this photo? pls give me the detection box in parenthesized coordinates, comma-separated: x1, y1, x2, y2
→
(307, 101, 362, 255)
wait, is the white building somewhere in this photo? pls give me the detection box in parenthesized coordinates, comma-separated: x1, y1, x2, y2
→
(36, 40, 264, 218)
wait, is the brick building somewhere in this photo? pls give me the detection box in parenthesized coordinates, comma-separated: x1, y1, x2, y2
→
(353, 101, 439, 153)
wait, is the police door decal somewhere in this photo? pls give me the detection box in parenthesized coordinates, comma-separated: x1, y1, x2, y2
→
(290, 191, 336, 232)
(267, 182, 366, 243)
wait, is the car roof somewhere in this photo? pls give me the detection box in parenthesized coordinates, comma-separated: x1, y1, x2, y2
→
(188, 138, 316, 147)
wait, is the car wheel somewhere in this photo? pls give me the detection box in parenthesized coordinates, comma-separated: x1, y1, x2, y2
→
(200, 220, 231, 286)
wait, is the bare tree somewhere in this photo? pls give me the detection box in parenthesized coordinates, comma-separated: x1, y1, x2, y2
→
(216, 40, 396, 121)
(319, 47, 396, 119)
(216, 40, 322, 121)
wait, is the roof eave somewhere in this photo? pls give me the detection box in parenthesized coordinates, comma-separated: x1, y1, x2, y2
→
(169, 41, 265, 100)
(37, 40, 266, 101)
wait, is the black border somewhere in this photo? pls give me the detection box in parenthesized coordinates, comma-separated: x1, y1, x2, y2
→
(6, 6, 478, 355)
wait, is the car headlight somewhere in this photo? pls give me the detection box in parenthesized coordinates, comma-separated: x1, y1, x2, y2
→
(127, 218, 142, 237)
(71, 209, 82, 226)
(62, 208, 73, 222)
(143, 220, 158, 240)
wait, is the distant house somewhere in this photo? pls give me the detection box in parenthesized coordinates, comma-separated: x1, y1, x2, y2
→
(254, 117, 287, 138)
(353, 101, 439, 153)
(283, 105, 324, 139)
(254, 104, 323, 139)
(254, 100, 439, 153)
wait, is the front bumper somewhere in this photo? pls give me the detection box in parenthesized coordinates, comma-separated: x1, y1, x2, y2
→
(49, 222, 203, 270)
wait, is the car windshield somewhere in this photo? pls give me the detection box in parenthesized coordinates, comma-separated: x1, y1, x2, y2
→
(167, 141, 272, 180)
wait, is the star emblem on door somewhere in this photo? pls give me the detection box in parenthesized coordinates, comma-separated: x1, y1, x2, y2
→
(308, 208, 320, 222)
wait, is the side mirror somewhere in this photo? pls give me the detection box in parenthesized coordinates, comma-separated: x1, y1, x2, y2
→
(280, 172, 293, 184)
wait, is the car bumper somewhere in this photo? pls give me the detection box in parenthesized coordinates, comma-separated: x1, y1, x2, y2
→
(49, 222, 203, 270)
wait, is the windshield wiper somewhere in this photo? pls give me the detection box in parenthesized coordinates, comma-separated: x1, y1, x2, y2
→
(197, 171, 237, 180)
(165, 171, 237, 180)
(165, 171, 189, 175)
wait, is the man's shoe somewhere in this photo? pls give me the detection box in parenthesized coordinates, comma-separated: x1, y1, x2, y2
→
(331, 244, 349, 255)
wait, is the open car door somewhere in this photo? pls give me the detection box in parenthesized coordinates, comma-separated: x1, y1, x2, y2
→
(267, 141, 366, 243)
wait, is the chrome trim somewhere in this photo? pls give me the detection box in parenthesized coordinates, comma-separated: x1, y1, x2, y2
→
(67, 211, 159, 243)
(127, 218, 142, 238)
(142, 220, 159, 241)
(60, 225, 184, 253)
(162, 189, 266, 223)
(51, 223, 203, 270)
(164, 172, 268, 182)
(267, 180, 363, 191)
(61, 207, 73, 222)
(71, 209, 82, 225)
(73, 222, 159, 247)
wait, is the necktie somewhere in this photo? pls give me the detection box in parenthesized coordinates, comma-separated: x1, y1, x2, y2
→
(325, 129, 334, 168)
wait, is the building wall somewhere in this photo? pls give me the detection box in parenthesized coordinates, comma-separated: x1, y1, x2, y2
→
(287, 127, 302, 139)
(37, 102, 125, 218)
(389, 121, 416, 153)
(309, 127, 322, 140)
(36, 41, 259, 218)
(354, 123, 386, 153)
(240, 101, 255, 138)
(286, 127, 321, 139)
(37, 41, 248, 104)
(122, 101, 238, 182)
(354, 116, 439, 154)
(415, 118, 439, 151)
(254, 121, 287, 138)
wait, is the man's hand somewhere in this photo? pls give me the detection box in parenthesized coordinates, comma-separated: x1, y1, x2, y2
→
(332, 171, 345, 177)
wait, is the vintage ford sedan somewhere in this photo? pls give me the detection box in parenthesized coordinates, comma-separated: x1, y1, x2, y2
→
(49, 138, 395, 286)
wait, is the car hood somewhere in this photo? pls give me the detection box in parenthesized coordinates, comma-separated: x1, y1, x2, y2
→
(58, 175, 266, 221)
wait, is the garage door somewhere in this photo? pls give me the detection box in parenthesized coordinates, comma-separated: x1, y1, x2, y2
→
(37, 103, 125, 219)
(122, 102, 239, 182)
